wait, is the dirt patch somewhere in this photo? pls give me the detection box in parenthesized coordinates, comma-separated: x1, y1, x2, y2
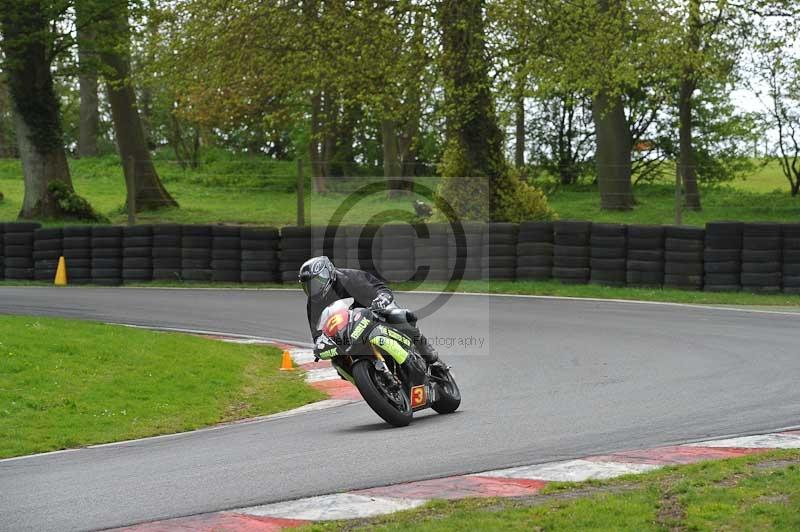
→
(656, 488, 687, 532)
(754, 457, 800, 470)
(756, 494, 790, 505)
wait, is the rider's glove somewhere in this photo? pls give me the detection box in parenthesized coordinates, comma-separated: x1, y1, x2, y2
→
(314, 335, 336, 360)
(371, 293, 393, 311)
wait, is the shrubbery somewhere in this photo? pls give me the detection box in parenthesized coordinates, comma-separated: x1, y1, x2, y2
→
(47, 181, 108, 222)
(436, 140, 555, 222)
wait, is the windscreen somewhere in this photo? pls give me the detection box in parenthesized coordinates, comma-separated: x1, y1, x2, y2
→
(317, 298, 353, 335)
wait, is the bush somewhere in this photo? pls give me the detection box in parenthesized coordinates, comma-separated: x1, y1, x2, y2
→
(436, 140, 491, 221)
(499, 174, 557, 222)
(48, 181, 108, 222)
(436, 140, 555, 222)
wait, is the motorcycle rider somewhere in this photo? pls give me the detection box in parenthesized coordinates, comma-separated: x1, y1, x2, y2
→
(299, 256, 440, 365)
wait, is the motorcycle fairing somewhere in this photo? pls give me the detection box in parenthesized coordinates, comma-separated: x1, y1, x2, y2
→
(368, 334, 409, 364)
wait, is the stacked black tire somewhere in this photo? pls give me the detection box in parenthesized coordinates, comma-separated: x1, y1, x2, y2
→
(415, 224, 451, 281)
(3, 223, 39, 280)
(279, 226, 313, 283)
(782, 224, 800, 294)
(553, 221, 591, 284)
(152, 225, 182, 281)
(311, 226, 347, 268)
(515, 222, 553, 280)
(703, 222, 742, 292)
(626, 225, 664, 287)
(91, 226, 123, 285)
(122, 225, 153, 283)
(181, 225, 212, 281)
(241, 227, 280, 283)
(482, 223, 517, 280)
(589, 223, 627, 286)
(740, 223, 782, 293)
(211, 226, 241, 282)
(343, 226, 363, 270)
(663, 226, 704, 290)
(33, 228, 62, 281)
(62, 226, 92, 284)
(455, 222, 484, 281)
(378, 225, 415, 282)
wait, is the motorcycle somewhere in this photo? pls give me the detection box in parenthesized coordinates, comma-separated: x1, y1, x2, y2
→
(314, 298, 461, 427)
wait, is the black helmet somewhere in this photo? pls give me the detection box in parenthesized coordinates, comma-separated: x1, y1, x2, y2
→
(298, 256, 336, 299)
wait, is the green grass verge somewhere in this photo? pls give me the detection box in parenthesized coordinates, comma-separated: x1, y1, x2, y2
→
(1, 155, 798, 226)
(4, 279, 797, 308)
(305, 450, 800, 531)
(0, 315, 325, 458)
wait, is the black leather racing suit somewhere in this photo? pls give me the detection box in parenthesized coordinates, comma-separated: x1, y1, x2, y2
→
(306, 268, 435, 360)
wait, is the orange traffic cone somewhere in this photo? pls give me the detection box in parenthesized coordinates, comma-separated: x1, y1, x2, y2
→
(54, 256, 68, 286)
(279, 350, 295, 371)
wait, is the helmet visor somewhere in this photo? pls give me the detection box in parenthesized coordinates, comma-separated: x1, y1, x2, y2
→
(301, 268, 331, 298)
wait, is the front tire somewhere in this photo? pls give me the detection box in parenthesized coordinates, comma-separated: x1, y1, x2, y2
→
(431, 367, 461, 414)
(352, 360, 413, 427)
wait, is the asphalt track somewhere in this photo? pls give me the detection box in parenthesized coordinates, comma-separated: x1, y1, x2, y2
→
(1, 287, 799, 531)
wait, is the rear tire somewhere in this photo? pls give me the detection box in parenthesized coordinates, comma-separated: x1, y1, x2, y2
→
(352, 360, 412, 427)
(431, 367, 461, 414)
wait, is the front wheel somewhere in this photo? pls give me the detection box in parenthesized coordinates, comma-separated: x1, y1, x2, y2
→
(352, 360, 412, 427)
(431, 367, 461, 414)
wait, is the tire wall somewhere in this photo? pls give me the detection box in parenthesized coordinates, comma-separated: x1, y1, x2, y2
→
(783, 224, 800, 295)
(0, 222, 797, 294)
(516, 222, 553, 281)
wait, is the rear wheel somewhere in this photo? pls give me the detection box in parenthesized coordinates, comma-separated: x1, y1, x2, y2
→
(352, 360, 412, 427)
(431, 366, 461, 414)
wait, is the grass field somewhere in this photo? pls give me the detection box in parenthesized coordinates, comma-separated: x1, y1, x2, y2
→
(0, 153, 797, 227)
(0, 315, 325, 458)
(305, 450, 800, 531)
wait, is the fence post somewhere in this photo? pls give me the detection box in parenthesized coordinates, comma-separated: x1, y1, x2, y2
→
(296, 159, 305, 227)
(126, 156, 136, 226)
(674, 162, 682, 226)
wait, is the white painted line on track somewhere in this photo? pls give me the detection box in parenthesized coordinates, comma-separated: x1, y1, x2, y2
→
(239, 493, 426, 521)
(686, 433, 800, 449)
(479, 459, 660, 482)
(304, 368, 342, 382)
(107, 322, 313, 348)
(10, 284, 796, 317)
(0, 399, 355, 464)
(60, 284, 800, 317)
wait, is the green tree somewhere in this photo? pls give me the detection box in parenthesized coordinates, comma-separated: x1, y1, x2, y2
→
(0, 1, 88, 219)
(437, 0, 553, 222)
(754, 26, 800, 196)
(80, 0, 178, 210)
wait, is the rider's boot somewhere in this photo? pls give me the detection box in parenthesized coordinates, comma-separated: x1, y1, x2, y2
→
(417, 337, 439, 365)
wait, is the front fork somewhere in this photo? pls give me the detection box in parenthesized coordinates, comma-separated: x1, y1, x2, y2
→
(371, 344, 402, 391)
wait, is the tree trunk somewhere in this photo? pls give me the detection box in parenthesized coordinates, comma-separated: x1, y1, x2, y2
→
(140, 86, 154, 150)
(0, 80, 15, 157)
(308, 91, 326, 193)
(382, 119, 404, 198)
(678, 0, 702, 210)
(1, 3, 77, 219)
(320, 91, 335, 178)
(592, 91, 634, 210)
(12, 107, 73, 218)
(439, 0, 509, 220)
(514, 88, 525, 170)
(77, 25, 100, 158)
(398, 115, 418, 188)
(678, 77, 701, 210)
(100, 10, 177, 211)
